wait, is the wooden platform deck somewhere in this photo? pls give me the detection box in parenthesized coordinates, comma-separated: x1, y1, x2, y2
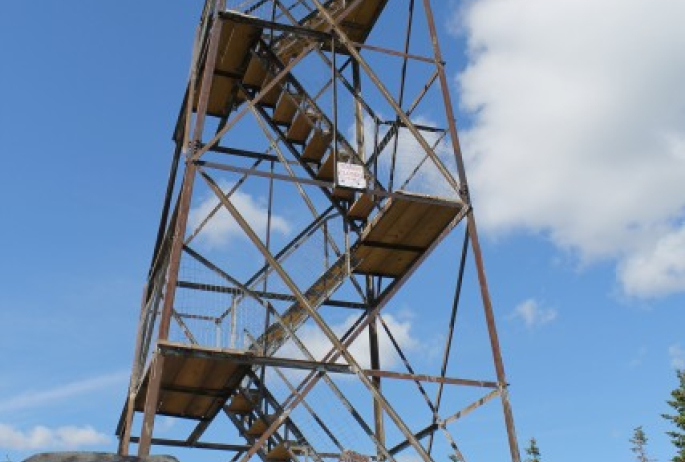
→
(326, 0, 389, 43)
(353, 194, 463, 277)
(198, 15, 263, 117)
(132, 341, 355, 421)
(133, 342, 251, 420)
(200, 0, 388, 118)
(275, 0, 389, 61)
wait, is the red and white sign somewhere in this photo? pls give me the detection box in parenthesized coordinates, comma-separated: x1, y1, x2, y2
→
(336, 162, 367, 189)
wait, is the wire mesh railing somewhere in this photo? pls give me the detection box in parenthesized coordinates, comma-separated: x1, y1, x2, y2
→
(168, 210, 351, 352)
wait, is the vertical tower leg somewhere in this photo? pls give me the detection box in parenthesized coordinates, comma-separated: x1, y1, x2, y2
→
(420, 1, 521, 461)
(137, 12, 224, 455)
(369, 312, 385, 459)
(118, 284, 149, 455)
(468, 220, 521, 462)
(138, 354, 165, 456)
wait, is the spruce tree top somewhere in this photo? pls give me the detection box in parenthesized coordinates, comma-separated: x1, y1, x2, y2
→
(662, 369, 685, 462)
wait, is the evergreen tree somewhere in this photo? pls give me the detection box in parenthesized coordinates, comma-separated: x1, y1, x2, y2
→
(663, 369, 685, 462)
(525, 438, 541, 462)
(630, 426, 653, 462)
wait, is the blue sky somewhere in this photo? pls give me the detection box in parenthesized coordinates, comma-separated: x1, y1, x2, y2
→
(1, 1, 684, 462)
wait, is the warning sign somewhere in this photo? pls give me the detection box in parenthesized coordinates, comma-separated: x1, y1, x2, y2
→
(336, 162, 367, 189)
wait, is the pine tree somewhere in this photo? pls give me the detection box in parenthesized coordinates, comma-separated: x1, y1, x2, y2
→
(663, 369, 685, 462)
(630, 426, 653, 462)
(525, 438, 541, 462)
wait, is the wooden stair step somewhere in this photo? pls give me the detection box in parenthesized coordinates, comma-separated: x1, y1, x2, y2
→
(243, 55, 268, 89)
(333, 187, 355, 200)
(302, 129, 332, 162)
(226, 390, 260, 414)
(316, 151, 335, 181)
(286, 109, 318, 144)
(315, 148, 356, 181)
(273, 92, 302, 125)
(267, 441, 297, 461)
(257, 79, 282, 108)
(196, 15, 264, 117)
(246, 414, 278, 436)
(349, 192, 376, 220)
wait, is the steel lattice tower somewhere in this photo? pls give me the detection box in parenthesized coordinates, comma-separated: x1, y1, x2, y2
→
(116, 1, 521, 461)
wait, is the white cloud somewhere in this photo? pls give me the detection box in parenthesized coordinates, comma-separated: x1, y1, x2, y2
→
(669, 344, 685, 369)
(619, 227, 685, 298)
(0, 423, 109, 451)
(0, 371, 128, 414)
(278, 313, 419, 370)
(454, 0, 685, 298)
(511, 299, 557, 329)
(188, 182, 291, 249)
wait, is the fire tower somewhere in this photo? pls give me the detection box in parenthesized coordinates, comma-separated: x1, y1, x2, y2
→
(116, 1, 521, 461)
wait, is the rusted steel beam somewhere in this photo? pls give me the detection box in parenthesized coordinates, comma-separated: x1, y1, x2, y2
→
(145, 195, 177, 303)
(184, 159, 262, 246)
(177, 280, 366, 309)
(428, 228, 470, 454)
(118, 280, 152, 455)
(138, 8, 226, 456)
(204, 144, 300, 164)
(388, 423, 438, 456)
(389, 0, 415, 192)
(144, 0, 206, 298)
(441, 389, 501, 427)
(369, 314, 385, 454)
(350, 40, 435, 64)
(129, 437, 250, 452)
(131, 350, 498, 387)
(158, 340, 351, 375)
(420, 1, 520, 460)
(148, 142, 182, 280)
(137, 353, 165, 456)
(380, 120, 446, 134)
(197, 160, 463, 207)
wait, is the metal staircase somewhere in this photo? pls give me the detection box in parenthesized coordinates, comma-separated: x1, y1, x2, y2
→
(200, 10, 383, 225)
(225, 375, 320, 462)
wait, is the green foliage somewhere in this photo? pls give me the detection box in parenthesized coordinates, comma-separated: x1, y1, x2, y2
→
(525, 437, 541, 462)
(630, 426, 653, 462)
(663, 369, 685, 462)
